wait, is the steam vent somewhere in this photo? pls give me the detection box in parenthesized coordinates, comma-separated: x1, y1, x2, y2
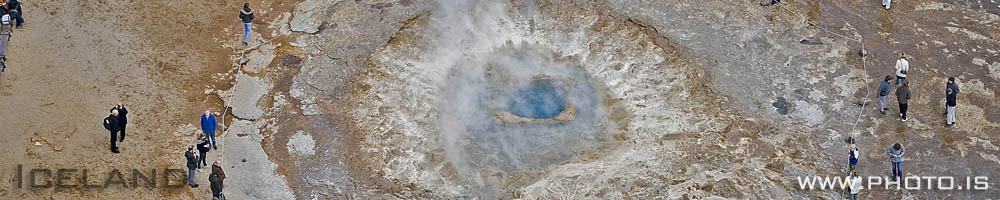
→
(4, 0, 1000, 199)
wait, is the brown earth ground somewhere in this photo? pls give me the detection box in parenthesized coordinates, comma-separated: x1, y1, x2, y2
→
(0, 0, 298, 199)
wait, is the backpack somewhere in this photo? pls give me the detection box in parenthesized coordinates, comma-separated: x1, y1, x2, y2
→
(103, 118, 112, 130)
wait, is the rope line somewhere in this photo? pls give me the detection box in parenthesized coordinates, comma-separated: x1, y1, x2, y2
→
(215, 30, 293, 165)
(770, 1, 872, 185)
(216, 32, 286, 164)
(765, 2, 869, 140)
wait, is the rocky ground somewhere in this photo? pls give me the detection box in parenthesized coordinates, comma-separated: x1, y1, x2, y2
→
(1, 0, 998, 199)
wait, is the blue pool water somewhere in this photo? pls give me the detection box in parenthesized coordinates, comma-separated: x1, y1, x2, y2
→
(508, 80, 566, 119)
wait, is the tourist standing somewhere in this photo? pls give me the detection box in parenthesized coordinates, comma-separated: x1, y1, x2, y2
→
(847, 170, 863, 200)
(944, 77, 960, 115)
(849, 144, 860, 172)
(896, 82, 911, 121)
(877, 76, 892, 114)
(112, 103, 128, 142)
(201, 110, 218, 149)
(895, 53, 909, 84)
(210, 160, 226, 199)
(185, 146, 200, 188)
(945, 77, 959, 127)
(946, 79, 958, 127)
(197, 138, 211, 171)
(887, 143, 905, 181)
(103, 109, 121, 153)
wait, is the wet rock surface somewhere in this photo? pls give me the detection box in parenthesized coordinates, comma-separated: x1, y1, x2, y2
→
(221, 74, 271, 120)
(290, 0, 342, 33)
(223, 120, 296, 200)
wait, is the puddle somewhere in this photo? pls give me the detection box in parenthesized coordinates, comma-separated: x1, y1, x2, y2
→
(773, 97, 790, 115)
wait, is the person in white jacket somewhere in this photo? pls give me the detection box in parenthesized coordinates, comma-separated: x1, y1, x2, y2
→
(882, 0, 892, 10)
(847, 170, 863, 200)
(895, 53, 909, 84)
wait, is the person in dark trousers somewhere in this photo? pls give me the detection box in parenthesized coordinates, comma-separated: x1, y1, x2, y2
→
(896, 82, 911, 121)
(185, 146, 200, 188)
(239, 3, 254, 45)
(887, 143, 905, 181)
(945, 77, 959, 127)
(877, 76, 892, 114)
(201, 110, 218, 149)
(2, 0, 22, 28)
(210, 160, 226, 199)
(111, 103, 128, 142)
(103, 109, 121, 153)
(197, 138, 211, 171)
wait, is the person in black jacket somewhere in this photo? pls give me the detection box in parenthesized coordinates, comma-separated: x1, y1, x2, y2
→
(103, 109, 120, 153)
(210, 160, 225, 199)
(896, 82, 911, 121)
(943, 77, 960, 115)
(197, 138, 211, 171)
(2, 0, 22, 28)
(239, 3, 254, 45)
(945, 77, 959, 127)
(111, 103, 128, 142)
(185, 146, 200, 188)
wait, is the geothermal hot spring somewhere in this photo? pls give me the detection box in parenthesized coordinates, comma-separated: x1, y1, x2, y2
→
(351, 0, 685, 197)
(438, 45, 617, 174)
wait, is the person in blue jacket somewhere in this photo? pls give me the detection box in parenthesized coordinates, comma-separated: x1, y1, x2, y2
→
(201, 110, 217, 149)
(888, 143, 905, 181)
(849, 144, 860, 172)
(2, 0, 23, 28)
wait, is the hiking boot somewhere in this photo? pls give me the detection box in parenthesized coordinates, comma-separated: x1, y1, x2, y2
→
(111, 149, 120, 154)
(902, 117, 907, 122)
(191, 184, 199, 188)
(880, 110, 886, 114)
